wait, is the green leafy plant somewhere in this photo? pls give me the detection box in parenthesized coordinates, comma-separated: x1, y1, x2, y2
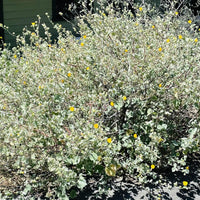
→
(0, 1, 200, 199)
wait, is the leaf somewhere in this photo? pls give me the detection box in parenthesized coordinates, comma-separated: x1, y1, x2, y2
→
(31, 153, 35, 160)
(172, 163, 177, 172)
(157, 124, 167, 130)
(105, 164, 120, 177)
(115, 101, 123, 111)
(189, 127, 197, 138)
(77, 175, 87, 190)
(174, 92, 178, 99)
(72, 156, 80, 165)
(89, 152, 98, 162)
(22, 184, 32, 195)
(126, 111, 133, 119)
(105, 166, 116, 177)
(70, 189, 77, 199)
(172, 140, 179, 146)
(147, 108, 153, 116)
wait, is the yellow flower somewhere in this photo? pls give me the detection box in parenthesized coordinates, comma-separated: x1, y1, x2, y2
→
(151, 164, 155, 169)
(80, 42, 84, 46)
(67, 73, 71, 77)
(133, 134, 137, 138)
(102, 13, 106, 16)
(183, 181, 188, 186)
(159, 84, 162, 88)
(158, 47, 162, 52)
(35, 43, 39, 47)
(110, 101, 114, 106)
(0, 36, 2, 39)
(194, 38, 198, 43)
(32, 22, 36, 26)
(125, 49, 128, 52)
(188, 20, 192, 24)
(107, 138, 112, 143)
(86, 67, 90, 70)
(98, 156, 102, 161)
(31, 32, 36, 36)
(186, 166, 189, 170)
(61, 79, 64, 83)
(159, 138, 163, 143)
(139, 7, 143, 11)
(135, 23, 139, 26)
(175, 12, 178, 15)
(166, 39, 170, 43)
(3, 104, 6, 110)
(179, 35, 183, 39)
(14, 55, 17, 58)
(94, 123, 99, 129)
(83, 35, 87, 39)
(23, 81, 27, 85)
(38, 85, 44, 89)
(152, 25, 155, 29)
(123, 96, 127, 101)
(70, 107, 74, 112)
(48, 44, 52, 47)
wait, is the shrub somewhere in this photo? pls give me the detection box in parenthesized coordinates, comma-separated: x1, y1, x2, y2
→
(0, 1, 200, 199)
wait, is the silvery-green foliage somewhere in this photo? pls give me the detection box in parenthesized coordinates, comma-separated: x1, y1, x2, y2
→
(0, 1, 200, 199)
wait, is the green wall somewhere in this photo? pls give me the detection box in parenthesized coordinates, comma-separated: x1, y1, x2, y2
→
(3, 0, 52, 46)
(0, 0, 3, 47)
(1, 0, 162, 47)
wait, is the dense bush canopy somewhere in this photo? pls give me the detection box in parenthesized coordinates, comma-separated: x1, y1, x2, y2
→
(0, 1, 200, 199)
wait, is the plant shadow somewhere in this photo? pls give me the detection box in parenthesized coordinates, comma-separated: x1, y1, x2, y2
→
(75, 153, 200, 200)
